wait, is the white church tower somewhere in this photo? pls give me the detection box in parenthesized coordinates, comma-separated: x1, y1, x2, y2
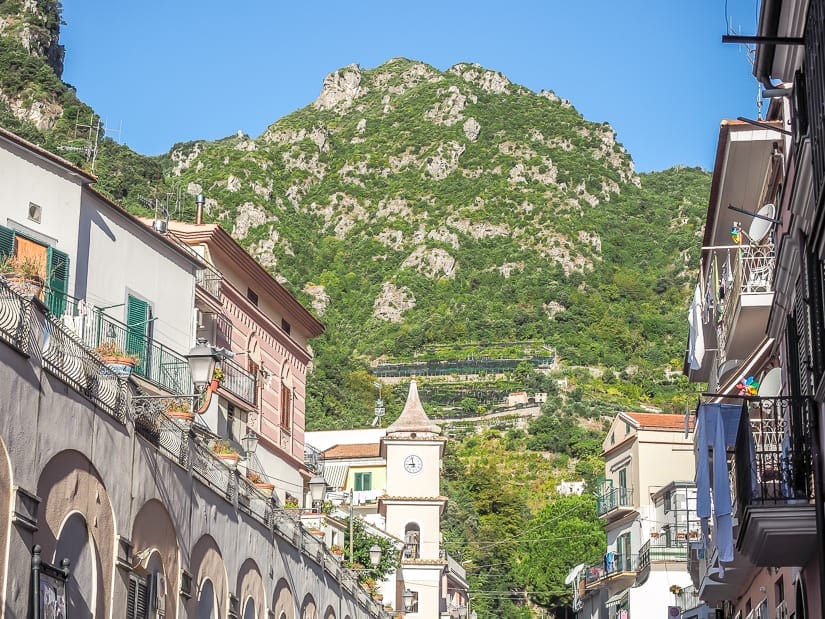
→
(380, 379, 446, 617)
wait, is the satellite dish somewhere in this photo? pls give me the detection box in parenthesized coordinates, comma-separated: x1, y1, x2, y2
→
(748, 203, 776, 244)
(758, 367, 782, 397)
(564, 563, 586, 585)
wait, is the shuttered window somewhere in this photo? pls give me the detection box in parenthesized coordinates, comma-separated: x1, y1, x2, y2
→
(0, 224, 15, 259)
(794, 271, 813, 397)
(46, 246, 69, 316)
(126, 294, 150, 367)
(127, 574, 149, 619)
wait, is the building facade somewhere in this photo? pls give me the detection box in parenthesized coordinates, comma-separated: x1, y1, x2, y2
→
(576, 412, 698, 619)
(683, 2, 825, 617)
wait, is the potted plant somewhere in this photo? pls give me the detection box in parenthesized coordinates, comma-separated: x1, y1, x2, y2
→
(94, 341, 140, 376)
(669, 584, 683, 596)
(246, 470, 275, 494)
(166, 400, 194, 423)
(0, 254, 45, 297)
(284, 496, 300, 510)
(308, 526, 325, 539)
(212, 440, 239, 466)
(209, 367, 225, 391)
(330, 545, 344, 560)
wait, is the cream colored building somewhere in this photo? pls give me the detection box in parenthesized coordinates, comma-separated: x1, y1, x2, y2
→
(576, 412, 697, 619)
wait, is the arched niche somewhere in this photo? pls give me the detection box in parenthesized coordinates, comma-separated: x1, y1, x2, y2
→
(55, 511, 98, 618)
(131, 498, 180, 618)
(300, 593, 317, 619)
(187, 534, 227, 619)
(35, 449, 115, 618)
(272, 577, 295, 619)
(197, 578, 218, 619)
(236, 557, 265, 619)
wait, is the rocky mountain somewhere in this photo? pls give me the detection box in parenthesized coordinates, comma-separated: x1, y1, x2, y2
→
(0, 1, 711, 430)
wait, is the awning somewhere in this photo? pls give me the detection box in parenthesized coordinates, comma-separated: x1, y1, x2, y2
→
(605, 591, 628, 609)
(321, 464, 348, 489)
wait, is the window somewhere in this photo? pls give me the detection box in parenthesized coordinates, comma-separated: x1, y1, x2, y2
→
(127, 573, 149, 619)
(664, 491, 672, 514)
(625, 422, 631, 434)
(610, 433, 615, 445)
(247, 287, 258, 306)
(126, 294, 151, 368)
(354, 472, 372, 491)
(280, 383, 291, 431)
(281, 318, 291, 335)
(618, 468, 627, 490)
(0, 224, 69, 315)
(28, 202, 42, 223)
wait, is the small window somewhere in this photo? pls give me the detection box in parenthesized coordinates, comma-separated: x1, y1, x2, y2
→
(664, 491, 672, 514)
(247, 287, 258, 306)
(610, 433, 615, 445)
(354, 472, 372, 491)
(127, 573, 149, 619)
(280, 383, 292, 431)
(281, 318, 291, 335)
(625, 422, 631, 434)
(618, 468, 627, 490)
(28, 202, 42, 223)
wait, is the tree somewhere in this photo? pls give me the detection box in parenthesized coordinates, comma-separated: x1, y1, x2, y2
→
(342, 516, 399, 582)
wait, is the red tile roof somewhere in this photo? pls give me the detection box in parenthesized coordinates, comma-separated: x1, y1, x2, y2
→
(623, 412, 693, 431)
(323, 443, 381, 459)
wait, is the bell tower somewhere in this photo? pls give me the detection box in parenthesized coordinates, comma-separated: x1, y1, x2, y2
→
(380, 379, 446, 617)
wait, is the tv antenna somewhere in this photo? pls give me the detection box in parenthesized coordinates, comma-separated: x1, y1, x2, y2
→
(56, 111, 103, 171)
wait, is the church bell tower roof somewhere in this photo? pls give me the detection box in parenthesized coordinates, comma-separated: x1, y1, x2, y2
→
(386, 379, 441, 437)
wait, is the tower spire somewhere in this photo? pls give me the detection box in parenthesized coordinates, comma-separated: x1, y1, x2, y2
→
(386, 379, 441, 436)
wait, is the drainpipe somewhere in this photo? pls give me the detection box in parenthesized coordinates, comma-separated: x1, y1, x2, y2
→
(195, 194, 205, 225)
(754, 0, 784, 91)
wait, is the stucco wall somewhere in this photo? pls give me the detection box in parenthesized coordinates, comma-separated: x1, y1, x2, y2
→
(0, 302, 380, 619)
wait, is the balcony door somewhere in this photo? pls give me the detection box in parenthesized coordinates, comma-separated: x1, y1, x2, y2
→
(0, 224, 69, 314)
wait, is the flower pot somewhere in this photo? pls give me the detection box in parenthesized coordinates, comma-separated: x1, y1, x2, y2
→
(254, 482, 275, 495)
(101, 355, 137, 377)
(216, 452, 240, 467)
(167, 410, 195, 424)
(3, 274, 44, 298)
(209, 379, 219, 391)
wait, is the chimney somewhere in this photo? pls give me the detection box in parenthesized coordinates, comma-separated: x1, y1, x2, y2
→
(195, 194, 205, 225)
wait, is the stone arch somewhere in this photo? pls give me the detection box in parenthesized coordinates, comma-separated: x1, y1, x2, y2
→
(187, 534, 227, 618)
(300, 593, 317, 619)
(0, 435, 11, 613)
(323, 605, 336, 619)
(237, 557, 265, 619)
(272, 577, 295, 619)
(131, 498, 180, 618)
(35, 449, 115, 618)
(242, 597, 256, 619)
(197, 578, 218, 618)
(55, 511, 98, 617)
(403, 522, 421, 559)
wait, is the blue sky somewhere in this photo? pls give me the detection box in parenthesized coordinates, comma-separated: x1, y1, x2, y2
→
(61, 1, 760, 172)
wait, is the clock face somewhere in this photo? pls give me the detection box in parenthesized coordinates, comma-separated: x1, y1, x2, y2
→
(404, 454, 424, 474)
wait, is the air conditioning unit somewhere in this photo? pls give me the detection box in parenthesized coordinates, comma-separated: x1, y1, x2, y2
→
(151, 571, 167, 615)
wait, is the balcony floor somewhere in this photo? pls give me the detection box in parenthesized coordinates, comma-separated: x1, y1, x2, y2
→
(737, 503, 816, 566)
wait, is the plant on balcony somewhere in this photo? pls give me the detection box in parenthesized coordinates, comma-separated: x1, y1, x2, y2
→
(95, 341, 140, 366)
(0, 255, 45, 297)
(246, 470, 274, 494)
(669, 584, 683, 596)
(166, 400, 194, 422)
(212, 367, 225, 382)
(308, 526, 325, 539)
(211, 440, 239, 465)
(330, 544, 344, 558)
(284, 496, 300, 509)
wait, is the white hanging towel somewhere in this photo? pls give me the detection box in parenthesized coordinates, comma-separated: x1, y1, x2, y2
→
(688, 284, 705, 370)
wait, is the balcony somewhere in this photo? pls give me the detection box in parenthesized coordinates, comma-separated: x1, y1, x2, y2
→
(584, 553, 638, 590)
(219, 357, 257, 408)
(705, 242, 775, 364)
(731, 396, 816, 566)
(596, 486, 635, 519)
(638, 538, 688, 572)
(196, 267, 222, 302)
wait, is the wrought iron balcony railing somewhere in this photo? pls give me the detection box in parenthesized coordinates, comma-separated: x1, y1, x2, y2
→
(731, 396, 815, 521)
(196, 267, 222, 301)
(220, 357, 257, 407)
(638, 538, 688, 571)
(584, 553, 639, 585)
(596, 486, 634, 516)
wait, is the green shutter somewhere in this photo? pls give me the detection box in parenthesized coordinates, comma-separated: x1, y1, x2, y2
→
(45, 247, 69, 315)
(126, 295, 149, 368)
(0, 225, 15, 259)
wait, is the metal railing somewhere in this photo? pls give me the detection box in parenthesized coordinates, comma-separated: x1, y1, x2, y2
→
(803, 0, 825, 198)
(220, 357, 257, 406)
(304, 442, 324, 474)
(732, 396, 815, 522)
(43, 317, 128, 421)
(584, 553, 639, 585)
(638, 538, 688, 571)
(674, 585, 701, 612)
(196, 268, 222, 301)
(0, 277, 32, 352)
(596, 486, 634, 516)
(0, 283, 387, 618)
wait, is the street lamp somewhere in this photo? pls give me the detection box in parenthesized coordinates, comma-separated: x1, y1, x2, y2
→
(368, 544, 382, 567)
(402, 589, 415, 613)
(186, 338, 218, 390)
(240, 429, 259, 458)
(309, 475, 327, 512)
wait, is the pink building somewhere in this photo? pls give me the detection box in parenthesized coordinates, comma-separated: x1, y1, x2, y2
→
(165, 221, 324, 501)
